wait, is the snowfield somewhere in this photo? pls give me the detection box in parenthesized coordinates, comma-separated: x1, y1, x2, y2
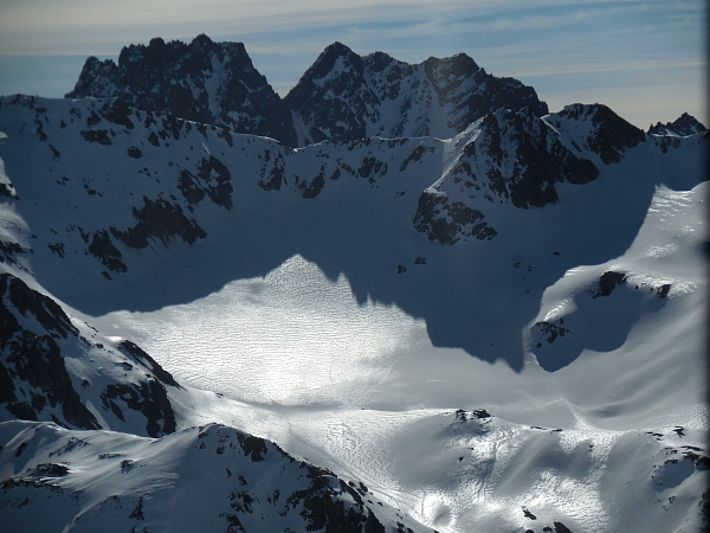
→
(89, 183, 708, 532)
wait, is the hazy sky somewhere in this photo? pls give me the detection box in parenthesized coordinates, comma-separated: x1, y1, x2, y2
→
(0, 0, 706, 128)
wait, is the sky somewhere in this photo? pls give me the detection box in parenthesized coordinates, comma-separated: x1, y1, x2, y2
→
(0, 0, 706, 128)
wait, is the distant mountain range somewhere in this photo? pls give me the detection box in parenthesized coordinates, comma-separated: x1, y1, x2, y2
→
(67, 34, 548, 145)
(648, 112, 706, 136)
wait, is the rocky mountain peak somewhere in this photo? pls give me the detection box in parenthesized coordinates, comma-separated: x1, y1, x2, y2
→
(301, 41, 364, 85)
(190, 32, 215, 48)
(285, 44, 548, 145)
(545, 103, 645, 164)
(648, 112, 706, 136)
(320, 40, 359, 61)
(68, 56, 119, 98)
(65, 36, 553, 147)
(67, 35, 296, 145)
(424, 52, 480, 78)
(117, 37, 185, 70)
(363, 50, 402, 72)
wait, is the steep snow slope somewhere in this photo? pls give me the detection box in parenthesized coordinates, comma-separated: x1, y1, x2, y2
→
(0, 92, 707, 532)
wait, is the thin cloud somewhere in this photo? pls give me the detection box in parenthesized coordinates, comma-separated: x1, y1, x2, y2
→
(513, 58, 706, 78)
(1, 0, 698, 53)
(0, 0, 704, 125)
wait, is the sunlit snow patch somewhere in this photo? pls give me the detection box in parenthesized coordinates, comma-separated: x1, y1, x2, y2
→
(98, 254, 425, 406)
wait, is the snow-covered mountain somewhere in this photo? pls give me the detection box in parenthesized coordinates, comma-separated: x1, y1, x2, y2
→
(1, 419, 430, 533)
(66, 37, 547, 147)
(285, 41, 548, 145)
(0, 271, 178, 437)
(1, 37, 708, 532)
(648, 112, 706, 137)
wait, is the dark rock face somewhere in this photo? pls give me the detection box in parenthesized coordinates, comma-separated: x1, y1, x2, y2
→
(470, 109, 598, 207)
(286, 470, 386, 533)
(0, 273, 100, 429)
(651, 442, 710, 496)
(285, 42, 372, 144)
(400, 145, 435, 172)
(0, 173, 24, 264)
(67, 35, 295, 144)
(28, 463, 70, 478)
(591, 271, 670, 300)
(423, 53, 548, 133)
(298, 168, 326, 199)
(0, 273, 178, 437)
(413, 191, 497, 245)
(548, 104, 645, 164)
(0, 178, 17, 198)
(412, 107, 598, 244)
(119, 340, 180, 388)
(88, 230, 127, 273)
(0, 240, 26, 265)
(101, 99, 135, 129)
(178, 155, 233, 209)
(455, 409, 492, 422)
(111, 196, 206, 249)
(101, 380, 176, 438)
(532, 320, 570, 344)
(285, 42, 548, 145)
(187, 424, 406, 532)
(1, 274, 76, 339)
(553, 522, 573, 533)
(80, 129, 111, 145)
(648, 112, 706, 136)
(592, 270, 627, 298)
(257, 148, 287, 191)
(127, 146, 142, 158)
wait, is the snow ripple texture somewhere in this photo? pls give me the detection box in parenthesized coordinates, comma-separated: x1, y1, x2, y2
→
(100, 255, 424, 406)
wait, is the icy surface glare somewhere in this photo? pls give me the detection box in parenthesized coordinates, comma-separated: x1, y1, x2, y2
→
(99, 255, 424, 405)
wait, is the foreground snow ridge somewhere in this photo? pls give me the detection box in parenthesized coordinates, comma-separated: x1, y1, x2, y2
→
(0, 36, 708, 532)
